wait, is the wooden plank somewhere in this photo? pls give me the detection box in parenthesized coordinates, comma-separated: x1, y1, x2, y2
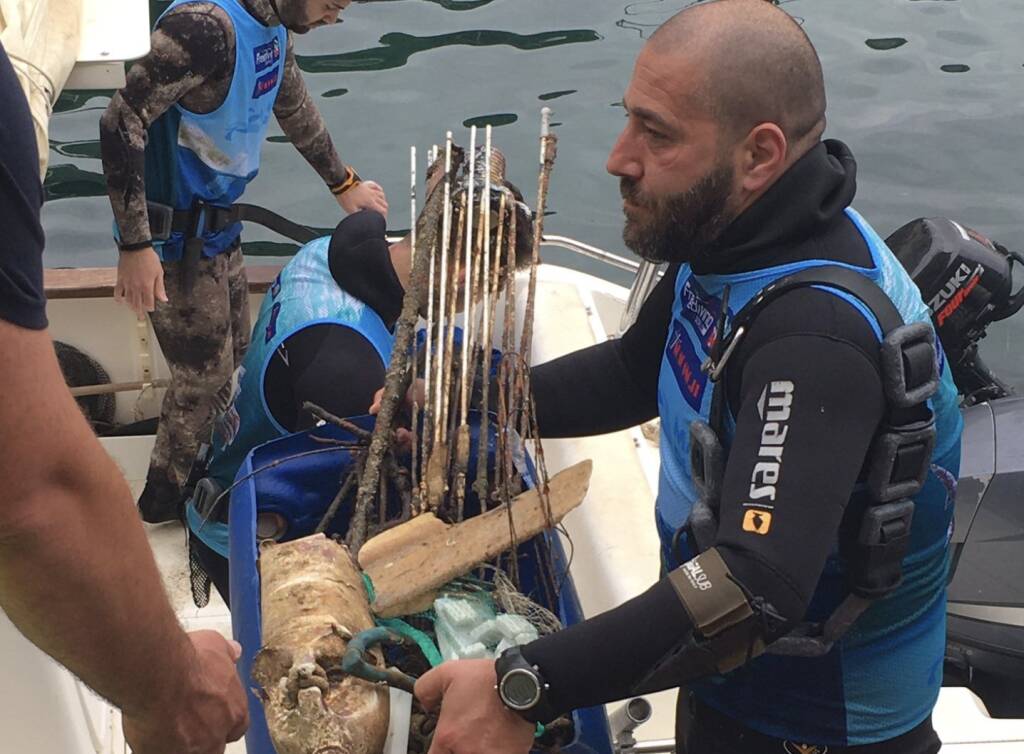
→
(361, 460, 593, 619)
(43, 268, 116, 299)
(44, 265, 284, 299)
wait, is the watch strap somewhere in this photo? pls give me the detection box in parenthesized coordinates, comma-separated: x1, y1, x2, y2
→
(495, 647, 560, 725)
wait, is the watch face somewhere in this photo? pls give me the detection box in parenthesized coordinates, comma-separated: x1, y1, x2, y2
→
(500, 668, 541, 710)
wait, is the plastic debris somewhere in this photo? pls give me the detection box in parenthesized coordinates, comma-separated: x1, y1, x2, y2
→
(434, 594, 540, 662)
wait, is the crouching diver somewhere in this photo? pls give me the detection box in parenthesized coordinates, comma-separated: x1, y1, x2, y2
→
(184, 154, 535, 605)
(413, 3, 963, 754)
(100, 0, 389, 524)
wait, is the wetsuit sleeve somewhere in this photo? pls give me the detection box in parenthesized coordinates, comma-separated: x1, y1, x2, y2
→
(520, 290, 886, 712)
(99, 6, 232, 249)
(0, 47, 47, 330)
(273, 32, 348, 188)
(528, 263, 677, 437)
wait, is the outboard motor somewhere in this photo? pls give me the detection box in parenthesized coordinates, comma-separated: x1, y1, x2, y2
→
(886, 217, 1024, 404)
(890, 218, 1024, 718)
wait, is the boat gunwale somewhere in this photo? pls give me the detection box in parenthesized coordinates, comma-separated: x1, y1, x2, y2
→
(43, 237, 640, 299)
(43, 265, 283, 299)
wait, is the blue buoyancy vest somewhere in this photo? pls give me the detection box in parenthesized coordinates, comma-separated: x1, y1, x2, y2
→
(189, 236, 395, 556)
(655, 208, 962, 745)
(142, 0, 286, 261)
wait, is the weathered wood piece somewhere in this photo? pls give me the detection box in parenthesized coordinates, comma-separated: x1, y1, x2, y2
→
(252, 535, 389, 754)
(360, 460, 592, 619)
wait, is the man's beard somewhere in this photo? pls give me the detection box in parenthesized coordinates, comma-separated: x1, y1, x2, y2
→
(620, 162, 737, 264)
(274, 0, 315, 32)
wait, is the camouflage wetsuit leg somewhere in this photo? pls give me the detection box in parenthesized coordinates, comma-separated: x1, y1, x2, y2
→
(139, 246, 250, 520)
(228, 245, 252, 377)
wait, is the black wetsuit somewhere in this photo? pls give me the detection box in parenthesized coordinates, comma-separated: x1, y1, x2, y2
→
(518, 141, 941, 753)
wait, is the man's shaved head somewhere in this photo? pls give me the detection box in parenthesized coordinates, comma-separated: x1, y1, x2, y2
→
(607, 0, 829, 264)
(650, 0, 826, 146)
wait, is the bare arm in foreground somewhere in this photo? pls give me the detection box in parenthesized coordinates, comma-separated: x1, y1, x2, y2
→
(0, 321, 248, 752)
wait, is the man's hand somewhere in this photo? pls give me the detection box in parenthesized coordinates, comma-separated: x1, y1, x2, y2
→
(369, 378, 425, 451)
(337, 179, 388, 218)
(369, 378, 425, 417)
(123, 630, 249, 754)
(415, 659, 535, 754)
(115, 247, 167, 317)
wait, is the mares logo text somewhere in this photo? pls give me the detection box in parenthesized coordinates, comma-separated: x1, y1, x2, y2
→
(748, 381, 794, 506)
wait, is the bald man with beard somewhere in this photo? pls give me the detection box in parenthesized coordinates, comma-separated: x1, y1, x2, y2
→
(413, 2, 962, 753)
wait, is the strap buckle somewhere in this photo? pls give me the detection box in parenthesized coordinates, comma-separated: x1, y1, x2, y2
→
(851, 499, 915, 598)
(146, 201, 175, 241)
(880, 322, 940, 408)
(865, 418, 936, 502)
(689, 420, 725, 506)
(192, 477, 225, 525)
(700, 325, 746, 382)
(201, 204, 237, 235)
(182, 201, 237, 240)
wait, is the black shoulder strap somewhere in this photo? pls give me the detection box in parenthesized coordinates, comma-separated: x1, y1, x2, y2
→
(727, 264, 906, 341)
(707, 265, 907, 437)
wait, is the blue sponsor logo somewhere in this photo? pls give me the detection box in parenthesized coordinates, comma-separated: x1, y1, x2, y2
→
(665, 319, 707, 411)
(253, 38, 281, 73)
(252, 67, 280, 99)
(265, 301, 282, 344)
(680, 276, 725, 351)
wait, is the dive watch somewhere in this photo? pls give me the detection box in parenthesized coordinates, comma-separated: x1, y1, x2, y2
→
(494, 647, 557, 724)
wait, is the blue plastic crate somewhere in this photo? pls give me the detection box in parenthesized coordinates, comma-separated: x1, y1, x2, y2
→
(228, 414, 612, 754)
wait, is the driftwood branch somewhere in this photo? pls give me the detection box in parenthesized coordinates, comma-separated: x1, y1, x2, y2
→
(349, 158, 460, 553)
(303, 401, 372, 441)
(520, 114, 558, 362)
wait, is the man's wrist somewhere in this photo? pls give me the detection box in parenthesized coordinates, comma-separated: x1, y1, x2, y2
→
(127, 630, 198, 719)
(494, 646, 559, 725)
(329, 165, 362, 197)
(118, 239, 154, 252)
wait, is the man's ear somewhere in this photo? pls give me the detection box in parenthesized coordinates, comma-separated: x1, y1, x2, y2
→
(736, 122, 788, 195)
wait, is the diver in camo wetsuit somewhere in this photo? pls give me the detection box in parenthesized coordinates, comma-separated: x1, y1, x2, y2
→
(100, 0, 388, 523)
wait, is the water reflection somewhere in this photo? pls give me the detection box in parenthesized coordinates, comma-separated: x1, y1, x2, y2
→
(50, 140, 102, 160)
(463, 113, 517, 128)
(44, 165, 107, 200)
(538, 90, 577, 101)
(616, 0, 788, 38)
(866, 38, 908, 51)
(296, 29, 601, 74)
